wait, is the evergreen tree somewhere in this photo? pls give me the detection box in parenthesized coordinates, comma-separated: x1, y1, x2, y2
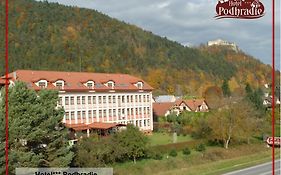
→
(221, 79, 231, 97)
(0, 82, 73, 174)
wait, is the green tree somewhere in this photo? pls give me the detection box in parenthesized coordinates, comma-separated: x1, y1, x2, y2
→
(0, 82, 73, 174)
(221, 79, 231, 97)
(115, 125, 148, 164)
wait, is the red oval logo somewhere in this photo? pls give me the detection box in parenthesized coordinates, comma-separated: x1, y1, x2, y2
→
(215, 0, 265, 19)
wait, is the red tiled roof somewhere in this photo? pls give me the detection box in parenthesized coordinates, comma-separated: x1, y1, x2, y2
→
(153, 102, 174, 116)
(4, 70, 153, 92)
(177, 99, 206, 111)
(65, 122, 126, 131)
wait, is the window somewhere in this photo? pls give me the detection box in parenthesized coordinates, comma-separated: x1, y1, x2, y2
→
(65, 112, 69, 117)
(131, 95, 133, 102)
(147, 119, 150, 126)
(144, 120, 146, 127)
(113, 96, 116, 103)
(93, 110, 96, 118)
(136, 82, 143, 89)
(71, 112, 75, 119)
(98, 96, 102, 104)
(77, 96, 81, 105)
(135, 95, 138, 102)
(77, 111, 81, 118)
(122, 96, 125, 103)
(65, 97, 69, 105)
(70, 97, 74, 105)
(87, 82, 94, 88)
(147, 107, 150, 114)
(108, 96, 112, 103)
(88, 96, 92, 104)
(93, 96, 96, 104)
(103, 96, 106, 104)
(99, 110, 102, 117)
(55, 81, 63, 89)
(82, 111, 86, 119)
(82, 96, 85, 104)
(38, 81, 46, 88)
(107, 81, 114, 89)
(88, 110, 92, 118)
(113, 109, 116, 116)
(147, 95, 150, 102)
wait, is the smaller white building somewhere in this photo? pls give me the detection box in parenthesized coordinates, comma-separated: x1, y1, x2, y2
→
(207, 39, 238, 52)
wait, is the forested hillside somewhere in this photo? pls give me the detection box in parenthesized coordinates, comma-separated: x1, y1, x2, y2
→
(0, 0, 275, 96)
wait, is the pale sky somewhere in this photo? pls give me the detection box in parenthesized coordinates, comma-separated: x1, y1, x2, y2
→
(37, 0, 280, 68)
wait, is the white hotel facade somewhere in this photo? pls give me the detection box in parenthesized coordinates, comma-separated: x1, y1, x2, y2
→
(3, 70, 154, 132)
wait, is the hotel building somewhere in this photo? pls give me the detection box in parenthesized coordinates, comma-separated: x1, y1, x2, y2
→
(1, 70, 154, 132)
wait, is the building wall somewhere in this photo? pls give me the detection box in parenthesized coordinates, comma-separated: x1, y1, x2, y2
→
(58, 91, 153, 131)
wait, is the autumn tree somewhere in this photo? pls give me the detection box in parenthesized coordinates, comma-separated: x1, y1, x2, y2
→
(208, 100, 259, 149)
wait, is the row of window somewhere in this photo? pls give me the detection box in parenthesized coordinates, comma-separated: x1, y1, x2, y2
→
(59, 94, 151, 106)
(65, 107, 151, 120)
(37, 80, 143, 90)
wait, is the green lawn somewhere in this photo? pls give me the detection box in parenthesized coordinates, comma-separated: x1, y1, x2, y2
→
(148, 132, 193, 146)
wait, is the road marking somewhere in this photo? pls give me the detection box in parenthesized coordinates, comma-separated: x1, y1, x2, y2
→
(223, 160, 281, 175)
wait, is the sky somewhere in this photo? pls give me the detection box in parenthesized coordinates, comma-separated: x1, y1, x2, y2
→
(39, 0, 280, 68)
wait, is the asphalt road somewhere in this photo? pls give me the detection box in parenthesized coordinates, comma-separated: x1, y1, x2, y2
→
(224, 160, 280, 175)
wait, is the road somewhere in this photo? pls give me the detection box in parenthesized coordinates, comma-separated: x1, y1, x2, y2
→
(224, 160, 280, 175)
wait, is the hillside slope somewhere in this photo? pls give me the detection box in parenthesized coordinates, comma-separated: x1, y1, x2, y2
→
(0, 0, 274, 96)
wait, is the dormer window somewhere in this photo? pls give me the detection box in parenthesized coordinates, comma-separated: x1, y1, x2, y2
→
(55, 80, 64, 89)
(107, 81, 114, 89)
(136, 82, 143, 89)
(36, 80, 47, 89)
(84, 81, 94, 89)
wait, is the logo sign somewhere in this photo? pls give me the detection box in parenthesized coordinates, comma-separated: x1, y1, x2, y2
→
(215, 0, 265, 19)
(266, 137, 281, 146)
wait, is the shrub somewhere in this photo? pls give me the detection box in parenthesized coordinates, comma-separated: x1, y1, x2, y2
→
(169, 149, 178, 157)
(146, 148, 163, 160)
(195, 143, 206, 152)
(182, 147, 191, 155)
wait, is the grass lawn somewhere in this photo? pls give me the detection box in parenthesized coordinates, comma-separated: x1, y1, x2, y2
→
(148, 132, 193, 146)
(113, 143, 280, 175)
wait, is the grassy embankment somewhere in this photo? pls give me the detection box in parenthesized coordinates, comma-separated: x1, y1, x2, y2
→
(113, 142, 280, 175)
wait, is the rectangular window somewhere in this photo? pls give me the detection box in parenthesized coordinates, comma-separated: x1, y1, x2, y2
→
(93, 110, 96, 118)
(71, 112, 75, 120)
(147, 119, 150, 126)
(103, 110, 106, 117)
(82, 111, 86, 119)
(56, 82, 63, 89)
(109, 109, 112, 116)
(98, 96, 102, 104)
(82, 96, 85, 104)
(65, 97, 69, 105)
(139, 95, 141, 103)
(113, 109, 116, 116)
(147, 107, 150, 114)
(108, 96, 112, 103)
(38, 82, 46, 88)
(147, 95, 150, 102)
(77, 111, 81, 118)
(65, 112, 69, 117)
(93, 96, 96, 104)
(99, 110, 102, 117)
(88, 96, 91, 104)
(131, 95, 133, 102)
(70, 97, 74, 105)
(77, 96, 81, 105)
(122, 96, 125, 103)
(113, 96, 116, 103)
(88, 110, 92, 118)
(127, 96, 130, 103)
(144, 120, 146, 127)
(103, 96, 106, 104)
(135, 95, 138, 102)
